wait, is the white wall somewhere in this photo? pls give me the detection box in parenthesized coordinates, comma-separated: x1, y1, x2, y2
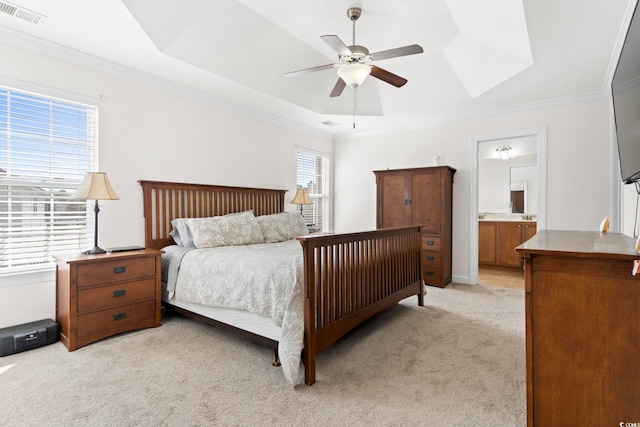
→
(0, 37, 622, 326)
(334, 99, 614, 284)
(0, 41, 333, 328)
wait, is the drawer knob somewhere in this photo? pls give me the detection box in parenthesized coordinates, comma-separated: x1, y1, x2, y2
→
(113, 289, 126, 297)
(113, 266, 126, 274)
(426, 256, 435, 260)
(113, 312, 127, 321)
(426, 241, 435, 246)
(426, 271, 434, 276)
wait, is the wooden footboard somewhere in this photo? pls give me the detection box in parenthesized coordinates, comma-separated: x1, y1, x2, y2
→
(298, 226, 424, 385)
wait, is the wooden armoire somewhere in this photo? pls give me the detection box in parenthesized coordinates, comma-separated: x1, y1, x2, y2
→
(374, 166, 456, 288)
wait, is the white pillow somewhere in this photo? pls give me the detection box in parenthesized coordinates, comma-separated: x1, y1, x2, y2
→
(169, 218, 194, 247)
(186, 211, 264, 248)
(256, 212, 309, 243)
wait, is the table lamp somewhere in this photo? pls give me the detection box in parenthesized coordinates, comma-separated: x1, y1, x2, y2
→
(291, 187, 312, 216)
(73, 172, 119, 254)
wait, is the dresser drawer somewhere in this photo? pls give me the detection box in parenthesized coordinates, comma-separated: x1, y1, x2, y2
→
(422, 236, 441, 251)
(77, 300, 157, 341)
(423, 251, 441, 266)
(77, 256, 155, 287)
(77, 278, 156, 313)
(422, 267, 442, 285)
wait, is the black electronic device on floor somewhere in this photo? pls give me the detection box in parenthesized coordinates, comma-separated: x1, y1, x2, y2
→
(0, 319, 59, 357)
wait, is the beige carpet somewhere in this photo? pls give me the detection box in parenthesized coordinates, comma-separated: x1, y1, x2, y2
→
(0, 284, 526, 426)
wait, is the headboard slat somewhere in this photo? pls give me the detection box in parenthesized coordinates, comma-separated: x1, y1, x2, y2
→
(139, 180, 287, 249)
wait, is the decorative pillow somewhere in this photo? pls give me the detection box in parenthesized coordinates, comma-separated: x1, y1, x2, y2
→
(256, 212, 309, 243)
(169, 210, 254, 247)
(169, 218, 194, 247)
(186, 211, 264, 248)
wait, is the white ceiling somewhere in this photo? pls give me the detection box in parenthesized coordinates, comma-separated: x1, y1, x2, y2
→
(0, 0, 634, 138)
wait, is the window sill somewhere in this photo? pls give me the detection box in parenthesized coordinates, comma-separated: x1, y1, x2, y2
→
(0, 265, 56, 288)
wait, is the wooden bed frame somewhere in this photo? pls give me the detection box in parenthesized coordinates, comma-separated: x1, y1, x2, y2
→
(139, 180, 424, 385)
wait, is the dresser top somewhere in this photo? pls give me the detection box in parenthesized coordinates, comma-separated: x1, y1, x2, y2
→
(516, 230, 638, 260)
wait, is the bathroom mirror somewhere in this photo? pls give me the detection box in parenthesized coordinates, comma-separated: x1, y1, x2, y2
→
(509, 165, 537, 214)
(478, 136, 538, 216)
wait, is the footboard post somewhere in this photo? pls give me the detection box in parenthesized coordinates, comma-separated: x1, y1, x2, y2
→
(299, 237, 317, 386)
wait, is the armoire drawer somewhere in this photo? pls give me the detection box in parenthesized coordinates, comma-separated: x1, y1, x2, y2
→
(423, 252, 441, 266)
(422, 236, 441, 251)
(422, 267, 442, 285)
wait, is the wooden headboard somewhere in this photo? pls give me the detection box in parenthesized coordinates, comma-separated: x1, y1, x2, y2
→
(139, 180, 287, 250)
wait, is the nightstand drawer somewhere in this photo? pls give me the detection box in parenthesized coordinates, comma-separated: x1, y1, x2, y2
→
(77, 279, 156, 313)
(422, 236, 441, 251)
(77, 256, 155, 287)
(77, 300, 156, 340)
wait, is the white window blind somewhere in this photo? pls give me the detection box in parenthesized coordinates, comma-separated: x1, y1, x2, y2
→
(0, 86, 97, 274)
(296, 149, 330, 232)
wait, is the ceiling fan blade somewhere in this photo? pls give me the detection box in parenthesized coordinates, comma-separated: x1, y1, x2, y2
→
(321, 35, 353, 56)
(370, 66, 408, 88)
(370, 44, 424, 61)
(284, 63, 336, 78)
(329, 78, 346, 97)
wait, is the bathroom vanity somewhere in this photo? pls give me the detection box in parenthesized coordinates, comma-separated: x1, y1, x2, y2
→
(479, 216, 537, 267)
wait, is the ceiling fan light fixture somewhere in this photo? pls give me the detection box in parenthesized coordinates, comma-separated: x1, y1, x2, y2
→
(337, 63, 371, 88)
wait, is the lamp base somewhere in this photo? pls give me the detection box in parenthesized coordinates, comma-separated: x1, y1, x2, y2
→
(83, 246, 106, 255)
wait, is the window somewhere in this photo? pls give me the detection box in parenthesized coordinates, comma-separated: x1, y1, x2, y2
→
(296, 148, 330, 232)
(0, 86, 98, 275)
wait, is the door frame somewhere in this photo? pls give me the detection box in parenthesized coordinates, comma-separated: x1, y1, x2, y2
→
(469, 127, 548, 285)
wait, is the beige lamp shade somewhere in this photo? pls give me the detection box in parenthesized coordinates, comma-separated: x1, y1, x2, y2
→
(291, 188, 312, 205)
(73, 172, 120, 200)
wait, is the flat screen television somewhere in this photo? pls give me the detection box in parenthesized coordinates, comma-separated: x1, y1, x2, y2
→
(612, 2, 640, 184)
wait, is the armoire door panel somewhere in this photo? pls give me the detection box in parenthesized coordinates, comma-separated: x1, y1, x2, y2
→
(410, 172, 441, 233)
(379, 173, 409, 228)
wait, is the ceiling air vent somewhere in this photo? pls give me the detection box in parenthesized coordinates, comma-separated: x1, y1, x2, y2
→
(0, 1, 47, 24)
(321, 120, 339, 127)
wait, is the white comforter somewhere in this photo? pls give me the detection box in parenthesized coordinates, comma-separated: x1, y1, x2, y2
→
(173, 239, 304, 385)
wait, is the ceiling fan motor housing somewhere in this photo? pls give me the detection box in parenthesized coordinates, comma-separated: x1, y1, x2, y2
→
(343, 45, 369, 63)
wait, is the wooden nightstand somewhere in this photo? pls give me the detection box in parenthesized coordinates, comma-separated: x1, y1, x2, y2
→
(53, 249, 162, 351)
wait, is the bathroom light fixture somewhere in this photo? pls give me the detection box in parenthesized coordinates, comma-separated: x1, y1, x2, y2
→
(495, 145, 513, 160)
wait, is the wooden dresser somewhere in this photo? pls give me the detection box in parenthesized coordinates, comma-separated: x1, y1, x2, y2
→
(374, 166, 455, 287)
(54, 249, 162, 351)
(516, 231, 640, 426)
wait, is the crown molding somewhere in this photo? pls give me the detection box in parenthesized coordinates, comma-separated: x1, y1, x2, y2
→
(0, 26, 333, 140)
(0, 25, 613, 144)
(334, 90, 609, 141)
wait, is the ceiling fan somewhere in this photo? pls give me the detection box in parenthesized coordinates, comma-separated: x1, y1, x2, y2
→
(284, 7, 424, 98)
